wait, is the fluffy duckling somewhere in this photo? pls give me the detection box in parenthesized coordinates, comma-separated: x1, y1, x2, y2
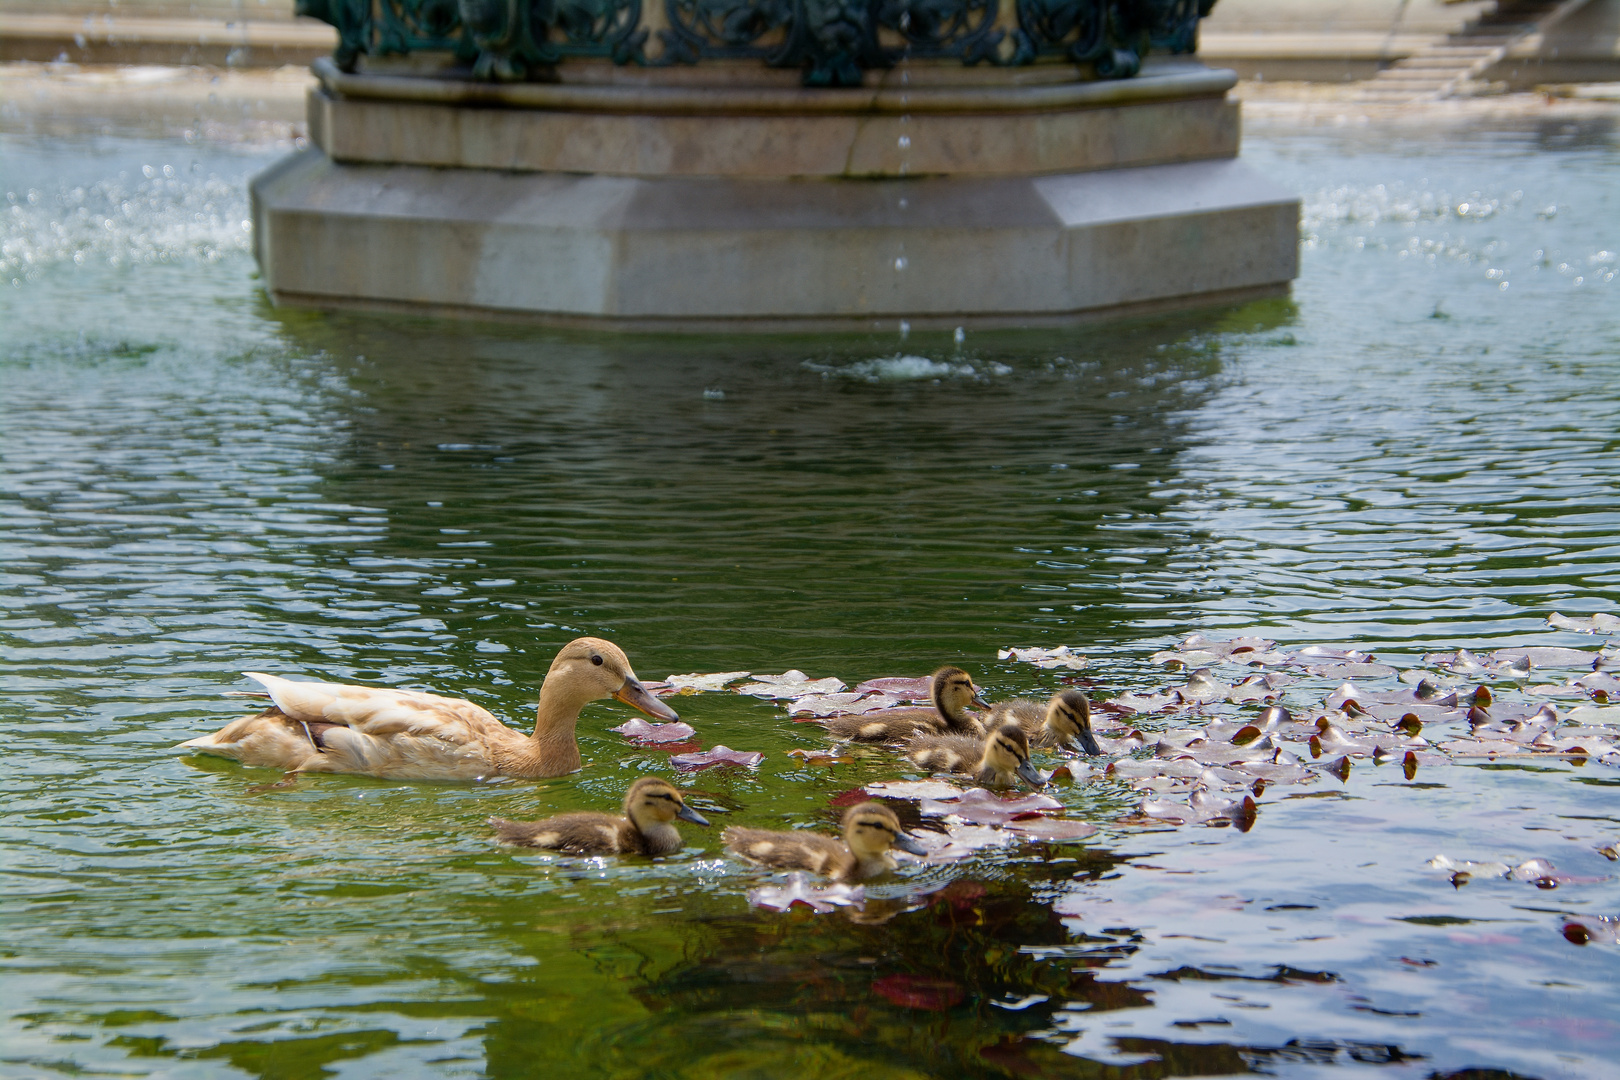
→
(986, 690, 1102, 754)
(489, 776, 709, 856)
(906, 722, 1045, 788)
(821, 666, 988, 743)
(723, 802, 928, 882)
(176, 637, 677, 780)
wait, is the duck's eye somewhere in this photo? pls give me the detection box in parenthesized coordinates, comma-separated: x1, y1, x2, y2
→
(591, 655, 604, 666)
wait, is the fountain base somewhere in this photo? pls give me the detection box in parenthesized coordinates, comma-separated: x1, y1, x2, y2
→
(251, 59, 1299, 331)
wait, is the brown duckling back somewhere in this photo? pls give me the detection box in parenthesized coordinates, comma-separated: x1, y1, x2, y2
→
(821, 666, 987, 743)
(907, 722, 1045, 788)
(490, 776, 708, 856)
(722, 801, 927, 881)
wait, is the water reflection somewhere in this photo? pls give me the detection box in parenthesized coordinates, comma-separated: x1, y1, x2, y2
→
(249, 306, 1274, 682)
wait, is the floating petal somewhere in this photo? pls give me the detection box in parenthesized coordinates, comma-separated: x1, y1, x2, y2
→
(670, 745, 765, 770)
(864, 779, 966, 801)
(665, 671, 751, 692)
(919, 787, 1062, 825)
(609, 718, 697, 744)
(1005, 818, 1098, 843)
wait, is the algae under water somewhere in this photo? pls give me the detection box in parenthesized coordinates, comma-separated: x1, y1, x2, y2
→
(2, 113, 1619, 1079)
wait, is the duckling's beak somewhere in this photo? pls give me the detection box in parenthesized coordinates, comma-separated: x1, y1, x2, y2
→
(1016, 759, 1046, 787)
(614, 677, 680, 721)
(970, 687, 990, 710)
(1074, 729, 1102, 756)
(892, 831, 929, 856)
(676, 802, 710, 827)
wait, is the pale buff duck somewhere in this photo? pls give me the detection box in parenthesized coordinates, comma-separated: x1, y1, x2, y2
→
(722, 802, 928, 882)
(906, 722, 1045, 788)
(489, 776, 710, 855)
(175, 637, 676, 780)
(985, 690, 1102, 754)
(821, 666, 988, 743)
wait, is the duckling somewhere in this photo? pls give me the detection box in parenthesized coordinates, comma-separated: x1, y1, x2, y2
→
(986, 690, 1102, 754)
(906, 722, 1045, 788)
(489, 776, 709, 856)
(821, 666, 988, 743)
(722, 801, 928, 882)
(175, 637, 677, 780)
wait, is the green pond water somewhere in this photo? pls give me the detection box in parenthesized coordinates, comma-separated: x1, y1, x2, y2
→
(2, 110, 1619, 1080)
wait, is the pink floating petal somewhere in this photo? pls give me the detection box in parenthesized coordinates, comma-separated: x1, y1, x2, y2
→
(788, 692, 899, 717)
(872, 974, 965, 1011)
(854, 676, 934, 701)
(904, 824, 1012, 861)
(1005, 818, 1098, 843)
(610, 718, 698, 744)
(669, 745, 764, 771)
(919, 788, 1062, 826)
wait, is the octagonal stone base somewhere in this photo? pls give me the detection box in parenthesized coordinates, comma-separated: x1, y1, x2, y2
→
(251, 58, 1299, 331)
(253, 152, 1296, 331)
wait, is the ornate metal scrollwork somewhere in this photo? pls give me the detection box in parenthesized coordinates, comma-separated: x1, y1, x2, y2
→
(297, 0, 372, 70)
(876, 0, 1002, 66)
(301, 0, 1215, 84)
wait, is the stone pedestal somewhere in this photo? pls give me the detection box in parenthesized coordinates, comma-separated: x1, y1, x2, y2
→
(251, 55, 1298, 330)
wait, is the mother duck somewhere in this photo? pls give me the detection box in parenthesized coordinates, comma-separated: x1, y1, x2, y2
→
(176, 637, 676, 780)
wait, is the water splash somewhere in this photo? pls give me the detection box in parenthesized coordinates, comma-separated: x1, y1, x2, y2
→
(803, 355, 1012, 382)
(2, 167, 250, 282)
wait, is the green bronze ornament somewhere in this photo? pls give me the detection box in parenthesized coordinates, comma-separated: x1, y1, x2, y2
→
(296, 0, 1216, 84)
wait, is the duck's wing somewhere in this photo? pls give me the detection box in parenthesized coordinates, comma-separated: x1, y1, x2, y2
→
(243, 673, 508, 742)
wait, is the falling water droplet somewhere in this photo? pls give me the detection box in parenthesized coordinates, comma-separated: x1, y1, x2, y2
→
(898, 197, 908, 210)
(894, 256, 908, 271)
(899, 320, 911, 339)
(898, 135, 910, 150)
(954, 326, 965, 345)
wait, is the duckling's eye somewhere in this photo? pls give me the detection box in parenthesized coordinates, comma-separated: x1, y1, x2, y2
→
(591, 654, 604, 666)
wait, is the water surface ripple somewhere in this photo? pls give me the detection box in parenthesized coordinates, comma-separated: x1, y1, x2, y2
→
(2, 122, 1618, 1080)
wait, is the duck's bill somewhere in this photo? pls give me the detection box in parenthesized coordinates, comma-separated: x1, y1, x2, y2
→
(615, 678, 680, 721)
(1074, 730, 1102, 756)
(676, 803, 711, 827)
(892, 831, 930, 856)
(970, 689, 991, 710)
(1016, 760, 1047, 787)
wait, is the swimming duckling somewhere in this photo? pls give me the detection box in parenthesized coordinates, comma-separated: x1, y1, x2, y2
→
(489, 776, 709, 856)
(176, 637, 676, 780)
(986, 690, 1102, 754)
(906, 722, 1045, 788)
(722, 801, 928, 881)
(821, 666, 988, 743)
